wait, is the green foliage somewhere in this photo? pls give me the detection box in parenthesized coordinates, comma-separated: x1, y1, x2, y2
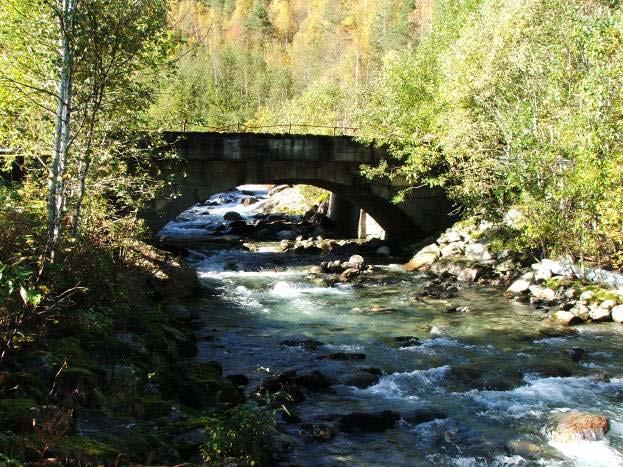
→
(150, 45, 293, 129)
(299, 184, 330, 205)
(151, 0, 426, 131)
(357, 0, 623, 264)
(201, 404, 276, 466)
(58, 436, 119, 459)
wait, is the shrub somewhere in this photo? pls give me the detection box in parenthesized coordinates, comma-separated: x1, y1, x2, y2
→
(201, 404, 276, 466)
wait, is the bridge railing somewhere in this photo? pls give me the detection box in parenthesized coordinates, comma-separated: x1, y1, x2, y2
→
(179, 121, 360, 136)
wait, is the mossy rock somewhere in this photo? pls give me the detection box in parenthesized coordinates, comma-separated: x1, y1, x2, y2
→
(1, 371, 46, 401)
(142, 395, 177, 419)
(162, 325, 198, 358)
(0, 398, 37, 431)
(57, 435, 121, 464)
(579, 285, 622, 304)
(160, 362, 244, 409)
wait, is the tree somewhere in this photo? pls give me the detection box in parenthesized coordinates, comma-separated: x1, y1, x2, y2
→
(0, 0, 170, 260)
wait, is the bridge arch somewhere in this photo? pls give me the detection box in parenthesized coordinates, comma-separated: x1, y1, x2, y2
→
(139, 132, 454, 242)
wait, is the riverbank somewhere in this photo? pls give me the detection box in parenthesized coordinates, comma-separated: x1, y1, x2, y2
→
(0, 240, 258, 465)
(404, 218, 623, 327)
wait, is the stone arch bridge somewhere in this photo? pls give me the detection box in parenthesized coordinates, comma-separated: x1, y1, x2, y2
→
(140, 132, 454, 242)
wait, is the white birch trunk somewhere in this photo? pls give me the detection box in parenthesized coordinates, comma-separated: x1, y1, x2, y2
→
(47, 0, 77, 259)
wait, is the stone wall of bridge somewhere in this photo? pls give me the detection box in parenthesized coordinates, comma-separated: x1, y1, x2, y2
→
(139, 132, 455, 242)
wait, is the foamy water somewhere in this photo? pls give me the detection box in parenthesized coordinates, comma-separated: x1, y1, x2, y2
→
(159, 188, 623, 466)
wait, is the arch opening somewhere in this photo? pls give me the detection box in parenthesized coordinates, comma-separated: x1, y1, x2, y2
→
(156, 182, 391, 244)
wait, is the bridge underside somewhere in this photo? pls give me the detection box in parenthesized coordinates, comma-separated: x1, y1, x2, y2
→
(140, 157, 453, 243)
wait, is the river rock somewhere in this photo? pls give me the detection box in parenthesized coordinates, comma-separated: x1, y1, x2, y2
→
(532, 261, 554, 281)
(507, 276, 533, 295)
(440, 242, 464, 258)
(438, 230, 463, 244)
(268, 184, 290, 196)
(564, 347, 586, 362)
(340, 268, 361, 281)
(404, 244, 441, 272)
(600, 299, 617, 310)
(242, 196, 259, 206)
(430, 259, 469, 277)
(299, 423, 336, 442)
(402, 408, 447, 425)
(612, 305, 623, 323)
(393, 336, 421, 348)
(344, 369, 381, 389)
(457, 266, 480, 282)
(242, 242, 258, 252)
(223, 211, 243, 221)
(551, 411, 610, 442)
(553, 310, 582, 326)
(294, 371, 334, 391)
(571, 304, 590, 321)
(529, 285, 557, 301)
(465, 241, 493, 262)
(579, 290, 594, 303)
(344, 255, 365, 269)
(588, 306, 611, 322)
(506, 439, 547, 460)
(338, 410, 400, 433)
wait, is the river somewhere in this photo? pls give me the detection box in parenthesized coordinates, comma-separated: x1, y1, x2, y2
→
(158, 186, 623, 467)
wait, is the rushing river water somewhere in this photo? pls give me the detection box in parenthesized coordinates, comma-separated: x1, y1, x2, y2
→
(159, 186, 623, 467)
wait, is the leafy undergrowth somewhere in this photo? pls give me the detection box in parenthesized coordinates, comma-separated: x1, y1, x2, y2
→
(0, 183, 274, 465)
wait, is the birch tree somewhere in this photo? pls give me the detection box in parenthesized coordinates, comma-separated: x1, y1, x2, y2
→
(48, 0, 77, 259)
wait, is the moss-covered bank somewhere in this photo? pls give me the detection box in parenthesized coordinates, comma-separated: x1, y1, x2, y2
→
(0, 242, 256, 465)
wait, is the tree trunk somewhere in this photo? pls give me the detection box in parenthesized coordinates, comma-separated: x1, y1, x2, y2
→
(47, 0, 77, 260)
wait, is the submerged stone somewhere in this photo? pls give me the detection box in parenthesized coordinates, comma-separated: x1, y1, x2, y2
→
(338, 410, 400, 433)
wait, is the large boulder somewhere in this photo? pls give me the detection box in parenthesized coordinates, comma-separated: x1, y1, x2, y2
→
(588, 306, 612, 322)
(440, 242, 465, 258)
(223, 211, 243, 221)
(529, 285, 557, 301)
(553, 310, 582, 326)
(343, 369, 382, 389)
(506, 273, 534, 295)
(464, 241, 493, 262)
(551, 412, 610, 442)
(404, 244, 441, 272)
